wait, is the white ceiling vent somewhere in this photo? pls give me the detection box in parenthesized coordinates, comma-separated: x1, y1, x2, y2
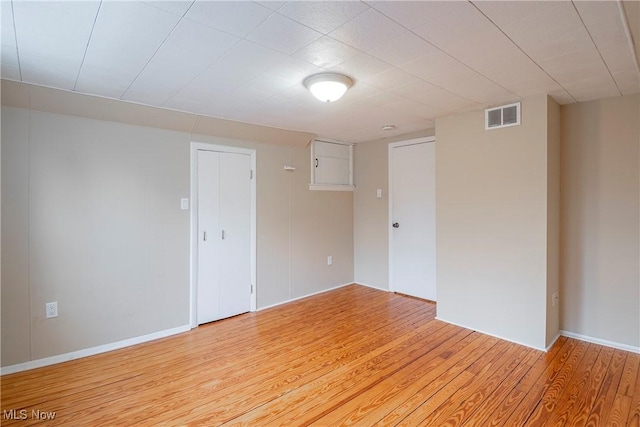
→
(485, 102, 521, 130)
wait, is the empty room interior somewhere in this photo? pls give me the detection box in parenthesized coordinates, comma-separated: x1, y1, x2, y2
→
(1, 0, 639, 425)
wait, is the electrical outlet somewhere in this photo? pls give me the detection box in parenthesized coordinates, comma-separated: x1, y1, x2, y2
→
(46, 302, 58, 319)
(327, 256, 333, 266)
(552, 292, 559, 307)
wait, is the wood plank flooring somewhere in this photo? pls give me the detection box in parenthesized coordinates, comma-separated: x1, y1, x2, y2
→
(2, 285, 639, 426)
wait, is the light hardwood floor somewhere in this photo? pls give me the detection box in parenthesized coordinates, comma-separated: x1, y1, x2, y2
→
(2, 285, 639, 426)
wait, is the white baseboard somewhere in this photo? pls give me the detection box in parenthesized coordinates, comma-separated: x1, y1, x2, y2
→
(560, 330, 640, 354)
(435, 316, 548, 351)
(257, 282, 354, 312)
(1, 324, 191, 375)
(545, 333, 561, 352)
(353, 282, 390, 292)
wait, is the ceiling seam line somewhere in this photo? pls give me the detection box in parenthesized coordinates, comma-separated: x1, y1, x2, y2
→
(73, 1, 102, 91)
(363, 5, 490, 108)
(159, 37, 245, 110)
(370, 2, 520, 104)
(121, 1, 196, 99)
(571, 1, 622, 97)
(468, 0, 578, 104)
(11, 0, 23, 81)
(158, 3, 281, 108)
(406, 29, 520, 103)
(617, 0, 640, 78)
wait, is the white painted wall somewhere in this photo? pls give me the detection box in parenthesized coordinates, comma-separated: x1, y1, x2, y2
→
(1, 104, 354, 367)
(353, 139, 390, 290)
(560, 94, 640, 349)
(435, 95, 557, 350)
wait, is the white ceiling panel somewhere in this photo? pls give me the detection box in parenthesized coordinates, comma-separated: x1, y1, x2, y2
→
(368, 1, 465, 31)
(261, 56, 323, 88)
(292, 36, 360, 69)
(399, 50, 465, 84)
(412, 2, 557, 91)
(242, 72, 300, 99)
(18, 52, 78, 89)
(12, 1, 100, 88)
(429, 66, 517, 106)
(168, 40, 287, 106)
(563, 81, 622, 103)
(504, 78, 566, 100)
(329, 8, 407, 53)
(216, 40, 289, 76)
(12, 1, 99, 59)
(185, 1, 272, 38)
(474, 0, 621, 103)
(123, 19, 240, 105)
(368, 32, 439, 68)
(246, 13, 322, 55)
(390, 80, 481, 112)
(143, 1, 194, 17)
(547, 88, 576, 105)
(574, 0, 639, 95)
(4, 1, 639, 143)
(76, 2, 181, 97)
(538, 49, 620, 101)
(1, 62, 21, 81)
(254, 2, 288, 12)
(362, 68, 419, 91)
(330, 53, 393, 80)
(277, 1, 369, 34)
(473, 1, 590, 60)
(1, 1, 20, 80)
(609, 69, 640, 96)
(74, 65, 132, 99)
(1, 1, 17, 49)
(385, 97, 449, 120)
(413, 2, 491, 53)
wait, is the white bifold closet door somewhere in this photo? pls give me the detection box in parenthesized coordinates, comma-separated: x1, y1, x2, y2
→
(197, 150, 252, 324)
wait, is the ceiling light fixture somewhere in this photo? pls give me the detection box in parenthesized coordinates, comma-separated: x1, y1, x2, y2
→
(382, 125, 396, 131)
(303, 73, 353, 103)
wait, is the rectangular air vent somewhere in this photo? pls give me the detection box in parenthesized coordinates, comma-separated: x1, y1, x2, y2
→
(485, 102, 521, 130)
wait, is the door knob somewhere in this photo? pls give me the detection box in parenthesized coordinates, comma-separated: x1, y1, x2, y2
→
(392, 222, 399, 228)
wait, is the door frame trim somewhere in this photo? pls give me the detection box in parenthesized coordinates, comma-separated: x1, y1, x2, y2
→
(190, 142, 257, 328)
(388, 136, 435, 293)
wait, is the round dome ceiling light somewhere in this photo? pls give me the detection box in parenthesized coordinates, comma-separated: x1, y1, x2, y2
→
(303, 73, 354, 103)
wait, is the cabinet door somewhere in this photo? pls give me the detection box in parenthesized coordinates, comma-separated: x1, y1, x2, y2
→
(314, 141, 351, 185)
(218, 152, 252, 320)
(197, 150, 221, 324)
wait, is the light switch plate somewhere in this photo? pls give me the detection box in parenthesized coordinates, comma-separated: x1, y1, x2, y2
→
(181, 198, 189, 210)
(376, 189, 382, 198)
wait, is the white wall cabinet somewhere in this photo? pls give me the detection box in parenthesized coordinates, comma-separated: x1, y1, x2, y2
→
(309, 140, 354, 191)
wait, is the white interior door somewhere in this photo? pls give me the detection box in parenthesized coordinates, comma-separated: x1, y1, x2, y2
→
(197, 150, 252, 324)
(390, 140, 436, 301)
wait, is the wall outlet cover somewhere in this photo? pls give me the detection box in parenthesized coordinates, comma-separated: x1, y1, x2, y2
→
(46, 302, 58, 318)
